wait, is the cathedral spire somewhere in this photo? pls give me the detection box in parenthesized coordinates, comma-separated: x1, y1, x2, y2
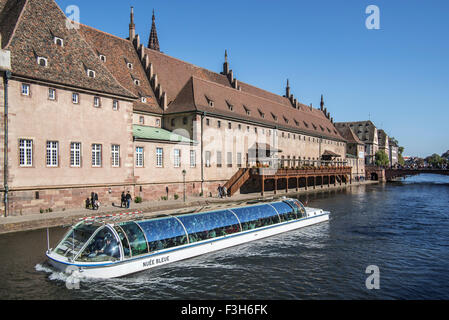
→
(148, 9, 160, 51)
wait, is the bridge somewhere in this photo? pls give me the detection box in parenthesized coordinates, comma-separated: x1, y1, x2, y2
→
(385, 168, 449, 181)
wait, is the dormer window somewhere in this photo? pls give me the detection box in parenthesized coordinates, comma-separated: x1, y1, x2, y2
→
(99, 55, 106, 62)
(127, 62, 133, 69)
(226, 101, 234, 111)
(134, 79, 141, 86)
(87, 69, 96, 78)
(243, 105, 251, 116)
(54, 37, 64, 47)
(141, 97, 147, 103)
(271, 113, 278, 121)
(294, 119, 299, 126)
(37, 56, 48, 67)
(258, 109, 265, 118)
(205, 96, 214, 108)
(303, 121, 309, 128)
(283, 116, 289, 124)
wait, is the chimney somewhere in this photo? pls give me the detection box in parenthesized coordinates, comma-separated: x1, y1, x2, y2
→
(320, 95, 325, 111)
(286, 79, 290, 98)
(129, 7, 136, 40)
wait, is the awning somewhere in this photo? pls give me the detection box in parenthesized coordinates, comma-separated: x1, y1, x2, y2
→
(322, 150, 341, 158)
(249, 143, 282, 153)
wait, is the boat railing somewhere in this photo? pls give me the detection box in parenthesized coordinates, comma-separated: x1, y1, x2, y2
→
(80, 211, 144, 224)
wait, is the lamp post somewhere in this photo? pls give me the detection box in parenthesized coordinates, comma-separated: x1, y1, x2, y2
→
(182, 170, 187, 202)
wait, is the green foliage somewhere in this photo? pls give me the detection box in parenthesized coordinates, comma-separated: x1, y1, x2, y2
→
(426, 154, 447, 166)
(161, 196, 168, 201)
(375, 151, 390, 167)
(135, 196, 143, 204)
(174, 194, 179, 200)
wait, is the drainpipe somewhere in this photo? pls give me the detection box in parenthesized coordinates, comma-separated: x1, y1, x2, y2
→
(200, 112, 205, 196)
(3, 70, 11, 217)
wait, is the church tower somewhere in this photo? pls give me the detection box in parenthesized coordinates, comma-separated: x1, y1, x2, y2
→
(148, 10, 160, 51)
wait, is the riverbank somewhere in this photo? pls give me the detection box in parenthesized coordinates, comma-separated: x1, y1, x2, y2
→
(0, 181, 378, 235)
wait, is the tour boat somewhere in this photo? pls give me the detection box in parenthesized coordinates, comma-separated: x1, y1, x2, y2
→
(46, 199, 330, 279)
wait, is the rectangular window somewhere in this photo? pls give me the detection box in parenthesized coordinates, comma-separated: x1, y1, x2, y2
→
(217, 121, 221, 129)
(21, 84, 30, 96)
(174, 149, 181, 168)
(72, 93, 79, 104)
(92, 144, 102, 167)
(135, 147, 144, 168)
(156, 148, 163, 168)
(190, 150, 196, 168)
(94, 96, 101, 108)
(19, 139, 33, 167)
(237, 153, 242, 168)
(217, 151, 222, 168)
(70, 142, 81, 167)
(46, 141, 59, 167)
(139, 116, 145, 125)
(227, 152, 233, 168)
(112, 145, 121, 167)
(48, 88, 56, 100)
(113, 100, 119, 111)
(205, 151, 211, 168)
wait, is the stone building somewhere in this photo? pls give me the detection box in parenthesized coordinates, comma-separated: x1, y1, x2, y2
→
(388, 138, 399, 167)
(335, 121, 379, 166)
(336, 126, 365, 181)
(377, 130, 390, 161)
(0, 0, 347, 216)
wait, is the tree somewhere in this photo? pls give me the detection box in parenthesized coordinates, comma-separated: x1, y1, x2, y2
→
(398, 146, 405, 166)
(375, 151, 390, 167)
(426, 154, 447, 167)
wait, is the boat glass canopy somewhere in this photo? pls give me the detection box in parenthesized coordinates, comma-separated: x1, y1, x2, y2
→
(76, 226, 121, 263)
(52, 200, 311, 264)
(137, 217, 188, 252)
(177, 210, 241, 243)
(54, 223, 98, 259)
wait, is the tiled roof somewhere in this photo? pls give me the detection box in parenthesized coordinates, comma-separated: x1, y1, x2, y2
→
(3, 0, 135, 98)
(168, 76, 345, 141)
(0, 0, 27, 49)
(335, 121, 377, 144)
(78, 24, 162, 114)
(336, 126, 364, 145)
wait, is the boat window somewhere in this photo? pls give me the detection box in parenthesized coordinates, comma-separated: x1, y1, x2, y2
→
(285, 200, 307, 219)
(118, 222, 149, 256)
(232, 204, 281, 232)
(137, 217, 188, 253)
(76, 227, 121, 263)
(271, 202, 298, 221)
(178, 210, 241, 243)
(114, 225, 131, 259)
(55, 223, 99, 259)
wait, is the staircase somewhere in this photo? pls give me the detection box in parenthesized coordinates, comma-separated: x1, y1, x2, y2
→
(224, 168, 251, 197)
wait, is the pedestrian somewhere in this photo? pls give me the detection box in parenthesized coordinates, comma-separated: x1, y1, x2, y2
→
(121, 192, 126, 208)
(223, 186, 228, 198)
(91, 192, 95, 210)
(126, 191, 132, 209)
(218, 185, 223, 198)
(94, 193, 99, 210)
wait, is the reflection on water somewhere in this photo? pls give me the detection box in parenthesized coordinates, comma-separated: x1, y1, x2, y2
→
(1, 174, 448, 300)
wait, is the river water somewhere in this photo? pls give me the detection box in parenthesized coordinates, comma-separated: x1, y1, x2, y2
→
(0, 174, 448, 300)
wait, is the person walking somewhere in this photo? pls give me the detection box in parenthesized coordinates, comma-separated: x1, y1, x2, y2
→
(121, 192, 126, 208)
(218, 185, 223, 198)
(126, 191, 132, 209)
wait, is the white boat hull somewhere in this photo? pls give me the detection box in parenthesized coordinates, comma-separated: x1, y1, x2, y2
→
(47, 211, 329, 279)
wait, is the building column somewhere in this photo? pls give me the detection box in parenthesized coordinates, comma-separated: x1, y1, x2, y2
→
(274, 178, 278, 195)
(261, 176, 265, 196)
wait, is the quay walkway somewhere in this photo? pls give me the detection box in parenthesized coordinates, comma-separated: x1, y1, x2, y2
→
(0, 180, 377, 235)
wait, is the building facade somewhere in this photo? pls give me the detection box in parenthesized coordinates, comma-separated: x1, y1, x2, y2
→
(0, 0, 348, 216)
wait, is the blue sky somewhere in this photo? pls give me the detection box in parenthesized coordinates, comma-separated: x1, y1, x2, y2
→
(55, 0, 449, 158)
